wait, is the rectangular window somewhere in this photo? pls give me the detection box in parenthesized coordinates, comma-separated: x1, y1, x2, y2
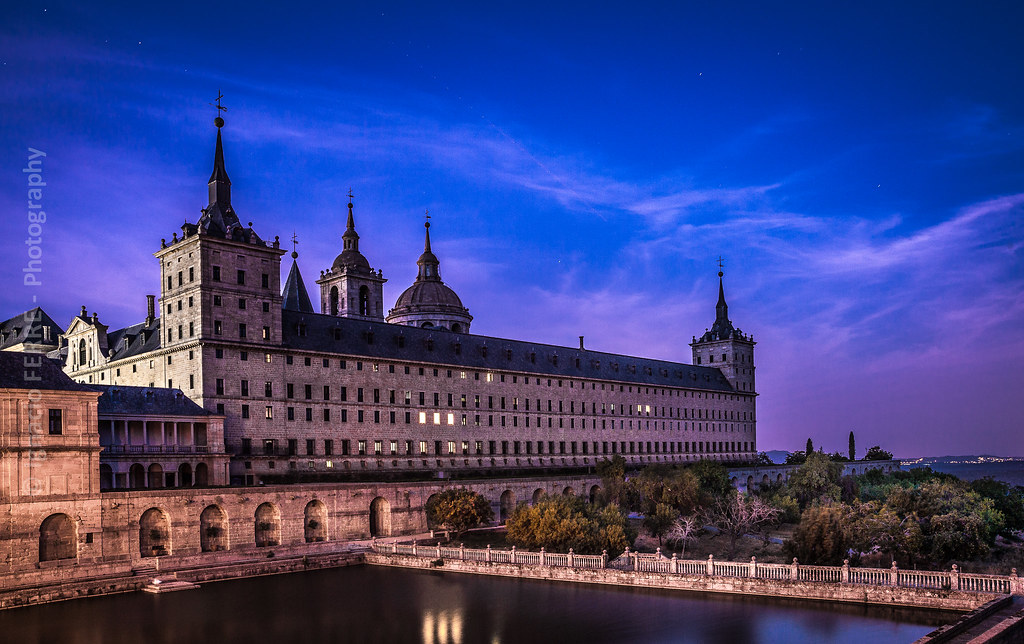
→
(306, 439, 315, 455)
(47, 409, 62, 435)
(239, 323, 247, 339)
(216, 378, 224, 395)
(238, 298, 247, 309)
(262, 273, 270, 288)
(390, 440, 398, 454)
(241, 438, 251, 454)
(374, 440, 382, 455)
(241, 404, 250, 419)
(325, 439, 333, 456)
(324, 385, 331, 400)
(287, 407, 295, 421)
(212, 266, 221, 281)
(305, 408, 313, 422)
(265, 405, 273, 419)
(265, 382, 273, 397)
(237, 269, 246, 285)
(323, 408, 331, 422)
(240, 380, 249, 396)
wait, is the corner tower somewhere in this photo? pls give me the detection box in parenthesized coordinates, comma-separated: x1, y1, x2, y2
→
(316, 195, 387, 319)
(387, 220, 472, 333)
(690, 269, 756, 393)
(154, 115, 285, 354)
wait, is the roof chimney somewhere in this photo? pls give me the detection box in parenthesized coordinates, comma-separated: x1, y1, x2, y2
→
(146, 295, 155, 325)
(579, 335, 585, 350)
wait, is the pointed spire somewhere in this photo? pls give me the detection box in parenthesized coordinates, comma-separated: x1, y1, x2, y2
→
(716, 270, 729, 323)
(282, 254, 314, 313)
(417, 218, 441, 281)
(207, 118, 232, 207)
(342, 190, 359, 252)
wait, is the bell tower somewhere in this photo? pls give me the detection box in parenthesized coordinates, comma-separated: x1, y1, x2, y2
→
(690, 266, 756, 393)
(316, 194, 387, 320)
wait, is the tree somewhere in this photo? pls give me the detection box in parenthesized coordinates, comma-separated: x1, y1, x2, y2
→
(643, 503, 678, 547)
(424, 488, 494, 540)
(505, 494, 631, 556)
(848, 431, 856, 461)
(784, 451, 807, 465)
(755, 452, 773, 465)
(667, 514, 701, 558)
(786, 452, 843, 509)
(787, 503, 855, 565)
(689, 460, 733, 501)
(970, 478, 1024, 537)
(595, 455, 627, 506)
(806, 438, 814, 455)
(705, 493, 780, 559)
(864, 445, 893, 461)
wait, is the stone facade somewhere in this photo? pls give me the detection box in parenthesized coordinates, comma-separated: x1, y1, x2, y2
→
(56, 119, 759, 485)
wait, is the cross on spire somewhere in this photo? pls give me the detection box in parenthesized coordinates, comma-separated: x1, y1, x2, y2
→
(291, 232, 299, 254)
(716, 256, 725, 277)
(210, 90, 227, 114)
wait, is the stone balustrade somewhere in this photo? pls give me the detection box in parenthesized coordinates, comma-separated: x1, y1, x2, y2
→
(372, 541, 1023, 596)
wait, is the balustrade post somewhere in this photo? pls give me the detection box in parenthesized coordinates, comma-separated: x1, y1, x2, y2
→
(950, 564, 959, 591)
(707, 554, 715, 576)
(790, 558, 799, 581)
(602, 550, 608, 569)
(511, 545, 517, 564)
(890, 561, 899, 586)
(486, 544, 492, 563)
(436, 543, 441, 559)
(412, 540, 418, 557)
(1010, 568, 1020, 595)
(841, 559, 849, 584)
(750, 556, 757, 578)
(460, 543, 465, 560)
(671, 553, 679, 574)
(656, 547, 662, 560)
(568, 548, 575, 568)
(540, 547, 546, 566)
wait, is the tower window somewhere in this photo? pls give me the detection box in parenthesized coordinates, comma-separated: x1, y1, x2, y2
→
(48, 409, 63, 435)
(237, 270, 245, 285)
(262, 273, 270, 289)
(212, 266, 221, 281)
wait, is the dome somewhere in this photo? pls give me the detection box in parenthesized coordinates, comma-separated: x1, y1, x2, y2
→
(332, 249, 371, 272)
(393, 280, 466, 311)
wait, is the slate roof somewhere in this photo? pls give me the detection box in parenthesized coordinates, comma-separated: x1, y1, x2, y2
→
(0, 351, 94, 391)
(0, 307, 63, 350)
(281, 309, 736, 392)
(282, 258, 314, 313)
(104, 318, 162, 362)
(91, 385, 213, 417)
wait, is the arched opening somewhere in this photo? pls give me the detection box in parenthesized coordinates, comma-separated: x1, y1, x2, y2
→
(369, 497, 391, 537)
(761, 474, 770, 486)
(730, 476, 738, 488)
(129, 463, 146, 488)
(139, 507, 171, 557)
(178, 463, 193, 487)
(589, 485, 602, 504)
(304, 500, 328, 542)
(359, 286, 370, 316)
(99, 464, 114, 490)
(200, 505, 228, 552)
(39, 513, 77, 562)
(424, 494, 439, 530)
(532, 488, 545, 505)
(777, 473, 784, 483)
(255, 503, 281, 547)
(562, 486, 574, 496)
(421, 322, 433, 329)
(194, 462, 209, 486)
(451, 323, 462, 333)
(329, 286, 339, 315)
(499, 490, 515, 523)
(746, 476, 754, 490)
(147, 464, 164, 488)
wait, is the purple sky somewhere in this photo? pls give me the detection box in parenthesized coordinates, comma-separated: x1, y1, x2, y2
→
(2, 2, 1022, 457)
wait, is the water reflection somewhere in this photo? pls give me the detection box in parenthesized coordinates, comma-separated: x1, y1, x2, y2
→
(0, 566, 952, 644)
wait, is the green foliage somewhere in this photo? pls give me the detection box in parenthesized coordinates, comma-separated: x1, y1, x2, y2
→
(642, 503, 678, 546)
(628, 466, 703, 516)
(705, 492, 781, 559)
(784, 451, 807, 465)
(806, 438, 814, 455)
(787, 503, 854, 565)
(689, 460, 733, 501)
(848, 431, 856, 461)
(755, 452, 774, 465)
(786, 452, 843, 509)
(828, 451, 850, 462)
(970, 478, 1024, 536)
(595, 455, 627, 505)
(864, 445, 893, 461)
(424, 488, 494, 539)
(754, 484, 801, 524)
(505, 494, 632, 557)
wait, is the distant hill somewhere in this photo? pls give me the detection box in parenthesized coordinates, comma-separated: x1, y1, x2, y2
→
(764, 450, 790, 464)
(901, 455, 1024, 465)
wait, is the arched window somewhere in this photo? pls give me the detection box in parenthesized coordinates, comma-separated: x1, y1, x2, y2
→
(39, 514, 77, 562)
(359, 286, 370, 316)
(451, 323, 462, 334)
(200, 505, 228, 552)
(369, 497, 391, 537)
(255, 503, 281, 547)
(499, 490, 515, 523)
(304, 500, 328, 543)
(329, 287, 339, 316)
(139, 507, 171, 557)
(194, 462, 209, 486)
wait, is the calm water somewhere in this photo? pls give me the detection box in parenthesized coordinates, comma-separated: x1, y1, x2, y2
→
(0, 565, 951, 644)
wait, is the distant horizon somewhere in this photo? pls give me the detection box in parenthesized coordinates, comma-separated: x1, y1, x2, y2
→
(2, 2, 1021, 458)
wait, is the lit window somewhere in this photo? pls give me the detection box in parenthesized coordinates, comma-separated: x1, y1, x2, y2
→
(447, 441, 456, 454)
(486, 372, 494, 382)
(433, 412, 441, 425)
(326, 460, 334, 469)
(418, 412, 427, 424)
(446, 413, 455, 425)
(419, 441, 427, 455)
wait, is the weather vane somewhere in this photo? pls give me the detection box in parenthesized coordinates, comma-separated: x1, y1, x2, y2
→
(347, 188, 354, 202)
(424, 209, 431, 222)
(717, 256, 725, 277)
(291, 231, 299, 257)
(209, 90, 227, 114)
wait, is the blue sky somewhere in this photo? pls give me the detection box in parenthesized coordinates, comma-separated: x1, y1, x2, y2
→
(2, 1, 1022, 457)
